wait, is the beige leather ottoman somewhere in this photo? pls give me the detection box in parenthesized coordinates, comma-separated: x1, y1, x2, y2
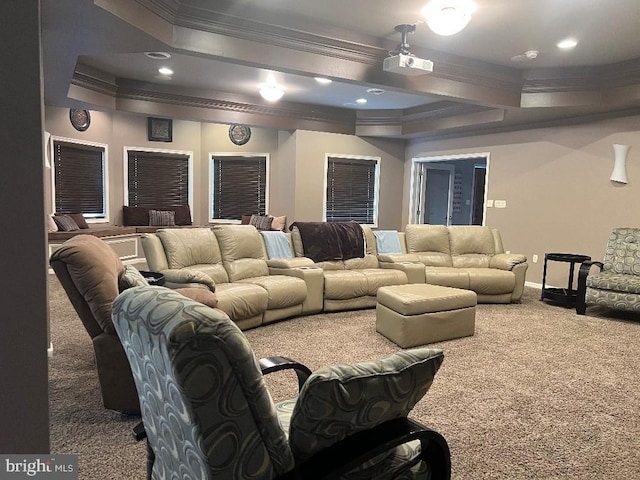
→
(376, 284, 477, 348)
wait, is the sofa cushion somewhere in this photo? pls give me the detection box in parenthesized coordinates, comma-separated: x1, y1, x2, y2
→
(603, 228, 640, 275)
(587, 272, 640, 294)
(448, 226, 495, 256)
(214, 225, 269, 281)
(157, 228, 223, 269)
(214, 282, 269, 320)
(288, 348, 444, 462)
(405, 225, 452, 267)
(466, 268, 515, 294)
(323, 271, 368, 300)
(239, 275, 307, 309)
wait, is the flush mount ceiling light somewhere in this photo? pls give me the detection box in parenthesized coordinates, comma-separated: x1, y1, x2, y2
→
(259, 78, 285, 102)
(356, 98, 368, 104)
(158, 67, 173, 76)
(557, 38, 578, 49)
(421, 0, 477, 36)
(366, 88, 385, 95)
(510, 49, 539, 62)
(315, 77, 332, 84)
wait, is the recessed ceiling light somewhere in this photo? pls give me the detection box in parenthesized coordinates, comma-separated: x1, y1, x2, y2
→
(315, 77, 332, 84)
(158, 67, 173, 76)
(557, 38, 578, 49)
(366, 88, 385, 95)
(510, 50, 539, 62)
(356, 98, 367, 104)
(145, 52, 171, 60)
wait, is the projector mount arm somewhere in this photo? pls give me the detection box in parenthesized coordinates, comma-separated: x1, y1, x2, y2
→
(390, 23, 417, 56)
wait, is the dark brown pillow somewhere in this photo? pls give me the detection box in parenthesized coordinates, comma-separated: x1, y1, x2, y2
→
(171, 205, 192, 226)
(67, 213, 89, 229)
(176, 288, 218, 308)
(122, 206, 151, 226)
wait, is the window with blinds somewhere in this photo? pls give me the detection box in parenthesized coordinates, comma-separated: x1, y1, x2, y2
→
(127, 150, 190, 207)
(53, 140, 106, 218)
(211, 155, 267, 220)
(325, 156, 379, 225)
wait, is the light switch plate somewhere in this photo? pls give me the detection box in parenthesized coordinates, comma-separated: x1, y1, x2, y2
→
(495, 200, 507, 208)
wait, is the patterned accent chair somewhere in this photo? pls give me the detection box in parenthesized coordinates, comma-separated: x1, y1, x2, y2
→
(577, 227, 640, 315)
(112, 286, 451, 480)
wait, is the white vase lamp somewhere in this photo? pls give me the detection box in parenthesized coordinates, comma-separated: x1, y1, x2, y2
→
(611, 144, 630, 184)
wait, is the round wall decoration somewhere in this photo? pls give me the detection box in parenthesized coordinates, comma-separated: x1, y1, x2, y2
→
(69, 108, 91, 131)
(229, 124, 251, 145)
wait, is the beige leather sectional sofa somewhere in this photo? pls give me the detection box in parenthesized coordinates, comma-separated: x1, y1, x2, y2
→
(141, 223, 527, 329)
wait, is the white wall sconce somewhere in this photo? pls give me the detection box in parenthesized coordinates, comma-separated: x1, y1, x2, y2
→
(611, 143, 630, 184)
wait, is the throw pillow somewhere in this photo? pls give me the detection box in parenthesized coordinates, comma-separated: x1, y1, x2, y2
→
(288, 347, 444, 462)
(249, 214, 273, 231)
(270, 215, 287, 232)
(118, 265, 150, 292)
(149, 210, 176, 227)
(176, 287, 219, 308)
(53, 214, 80, 232)
(57, 212, 89, 229)
(47, 214, 58, 233)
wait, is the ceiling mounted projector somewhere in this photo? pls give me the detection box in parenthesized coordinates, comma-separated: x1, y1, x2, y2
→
(384, 24, 433, 76)
(384, 54, 433, 75)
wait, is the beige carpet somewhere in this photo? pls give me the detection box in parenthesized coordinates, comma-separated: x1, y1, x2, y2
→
(48, 275, 640, 479)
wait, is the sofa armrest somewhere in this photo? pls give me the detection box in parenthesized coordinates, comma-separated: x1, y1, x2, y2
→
(269, 266, 324, 314)
(489, 253, 527, 270)
(576, 260, 604, 315)
(160, 269, 216, 292)
(377, 253, 420, 263)
(378, 261, 426, 284)
(266, 257, 315, 269)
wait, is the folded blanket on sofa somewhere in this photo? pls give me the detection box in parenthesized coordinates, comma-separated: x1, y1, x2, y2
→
(290, 221, 365, 263)
(260, 231, 293, 259)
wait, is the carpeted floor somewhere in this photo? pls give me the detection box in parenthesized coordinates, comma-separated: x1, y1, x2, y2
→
(48, 274, 640, 479)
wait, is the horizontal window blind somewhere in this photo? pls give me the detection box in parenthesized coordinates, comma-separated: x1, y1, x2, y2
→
(54, 141, 105, 216)
(326, 157, 377, 224)
(127, 150, 190, 207)
(212, 156, 266, 220)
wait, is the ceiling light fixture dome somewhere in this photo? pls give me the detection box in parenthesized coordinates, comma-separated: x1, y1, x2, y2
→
(259, 78, 285, 102)
(421, 0, 477, 36)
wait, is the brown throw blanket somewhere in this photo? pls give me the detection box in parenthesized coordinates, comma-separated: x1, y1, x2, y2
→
(290, 221, 365, 263)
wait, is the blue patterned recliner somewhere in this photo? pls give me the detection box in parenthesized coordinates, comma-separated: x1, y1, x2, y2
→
(577, 227, 640, 315)
(112, 286, 451, 480)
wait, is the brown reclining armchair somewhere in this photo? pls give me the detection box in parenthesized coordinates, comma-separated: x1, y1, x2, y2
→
(50, 234, 141, 413)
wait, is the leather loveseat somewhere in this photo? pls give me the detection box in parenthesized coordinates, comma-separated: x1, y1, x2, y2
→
(376, 225, 527, 303)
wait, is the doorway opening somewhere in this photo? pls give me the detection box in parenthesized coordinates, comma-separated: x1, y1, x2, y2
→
(409, 153, 489, 226)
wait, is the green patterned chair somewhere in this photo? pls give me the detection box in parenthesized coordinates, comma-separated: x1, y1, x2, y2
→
(577, 227, 640, 315)
(112, 286, 451, 480)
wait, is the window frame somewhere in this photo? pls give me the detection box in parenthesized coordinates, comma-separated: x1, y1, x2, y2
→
(323, 154, 380, 227)
(50, 136, 109, 223)
(123, 146, 194, 210)
(209, 152, 270, 223)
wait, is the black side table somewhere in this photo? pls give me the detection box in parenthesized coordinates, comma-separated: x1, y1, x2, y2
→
(541, 253, 591, 306)
(139, 270, 166, 286)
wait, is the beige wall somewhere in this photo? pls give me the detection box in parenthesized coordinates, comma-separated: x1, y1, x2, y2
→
(406, 115, 640, 286)
(44, 107, 405, 230)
